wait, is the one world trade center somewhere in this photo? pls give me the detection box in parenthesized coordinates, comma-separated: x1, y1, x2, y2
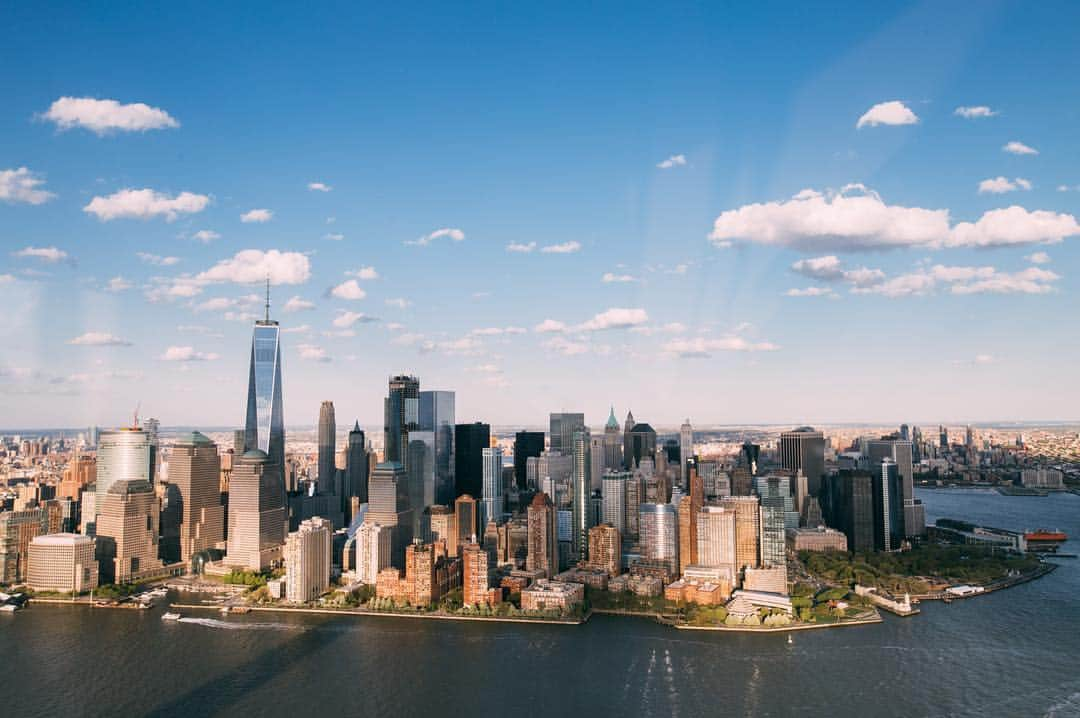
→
(244, 281, 286, 484)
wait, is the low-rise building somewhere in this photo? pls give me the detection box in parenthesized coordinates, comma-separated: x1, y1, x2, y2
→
(743, 566, 788, 595)
(520, 579, 584, 613)
(787, 527, 848, 553)
(26, 533, 98, 593)
(554, 566, 609, 590)
(608, 573, 663, 597)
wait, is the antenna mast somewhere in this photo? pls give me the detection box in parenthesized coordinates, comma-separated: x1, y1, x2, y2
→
(264, 274, 271, 321)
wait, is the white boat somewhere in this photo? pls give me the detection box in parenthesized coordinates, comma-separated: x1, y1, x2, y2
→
(0, 604, 19, 612)
(161, 611, 182, 621)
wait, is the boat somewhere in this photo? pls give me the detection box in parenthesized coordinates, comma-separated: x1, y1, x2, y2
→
(0, 604, 19, 613)
(161, 612, 182, 621)
(1025, 529, 1068, 552)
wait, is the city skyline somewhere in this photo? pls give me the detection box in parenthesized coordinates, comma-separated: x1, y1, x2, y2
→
(3, 3, 1080, 428)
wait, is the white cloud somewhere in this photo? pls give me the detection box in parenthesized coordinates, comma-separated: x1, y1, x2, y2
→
(282, 324, 311, 334)
(68, 332, 132, 347)
(506, 242, 537, 253)
(663, 335, 780, 358)
(14, 246, 68, 263)
(856, 101, 919, 128)
(577, 307, 648, 331)
(385, 322, 405, 331)
(978, 177, 1032, 194)
(297, 344, 330, 362)
(307, 182, 332, 192)
(541, 241, 582, 254)
(786, 286, 837, 297)
(385, 297, 412, 309)
(0, 274, 15, 284)
(470, 326, 526, 336)
(0, 167, 55, 204)
(283, 296, 316, 312)
(332, 311, 377, 328)
(1025, 251, 1051, 265)
(191, 230, 220, 243)
(712, 185, 1079, 250)
(534, 319, 567, 333)
(657, 154, 687, 169)
(84, 188, 209, 221)
(407, 227, 465, 246)
(145, 277, 204, 302)
(330, 279, 366, 300)
(542, 336, 591, 356)
(324, 233, 345, 241)
(1058, 185, 1080, 193)
(192, 296, 253, 313)
(954, 106, 997, 119)
(854, 264, 1059, 297)
(197, 249, 311, 285)
(1003, 141, 1038, 156)
(790, 255, 884, 288)
(160, 345, 219, 361)
(346, 266, 379, 280)
(136, 252, 180, 266)
(41, 96, 178, 134)
(240, 208, 273, 223)
(392, 332, 425, 346)
(106, 276, 132, 292)
(602, 272, 638, 283)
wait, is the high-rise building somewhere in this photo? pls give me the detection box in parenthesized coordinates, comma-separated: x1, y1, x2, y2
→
(317, 401, 336, 495)
(26, 533, 98, 593)
(168, 432, 225, 564)
(602, 407, 623, 472)
(345, 422, 368, 506)
(461, 542, 494, 607)
(96, 479, 163, 584)
(513, 431, 545, 491)
(284, 516, 332, 602)
(601, 471, 628, 534)
(822, 471, 875, 553)
(867, 438, 921, 537)
(226, 450, 288, 571)
(720, 495, 761, 573)
(779, 427, 826, 496)
(627, 423, 657, 470)
(59, 454, 96, 501)
(939, 425, 949, 449)
(678, 470, 704, 574)
(639, 502, 678, 574)
(623, 473, 643, 539)
(429, 505, 457, 557)
(622, 410, 636, 469)
(549, 412, 585, 454)
(679, 419, 694, 489)
(526, 492, 559, 579)
(244, 286, 286, 480)
(93, 427, 153, 533)
(696, 506, 737, 582)
(873, 459, 904, 552)
(588, 523, 621, 577)
(356, 521, 392, 584)
(0, 509, 49, 583)
(454, 422, 490, 499)
(571, 429, 592, 562)
(366, 462, 413, 568)
(384, 375, 420, 464)
(454, 494, 479, 545)
(418, 391, 455, 505)
(759, 504, 786, 568)
(480, 447, 504, 529)
(406, 431, 435, 537)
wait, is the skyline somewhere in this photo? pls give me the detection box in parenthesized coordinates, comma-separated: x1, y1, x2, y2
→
(3, 2, 1080, 427)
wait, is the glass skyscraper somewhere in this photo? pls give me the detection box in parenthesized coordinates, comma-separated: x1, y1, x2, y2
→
(243, 294, 285, 489)
(418, 390, 455, 506)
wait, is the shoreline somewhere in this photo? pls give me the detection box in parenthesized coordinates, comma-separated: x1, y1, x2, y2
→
(169, 603, 584, 626)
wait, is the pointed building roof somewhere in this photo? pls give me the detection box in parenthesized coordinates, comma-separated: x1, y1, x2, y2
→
(605, 406, 619, 430)
(351, 420, 362, 433)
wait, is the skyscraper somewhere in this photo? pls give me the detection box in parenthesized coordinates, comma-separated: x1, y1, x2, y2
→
(418, 390, 456, 505)
(168, 432, 225, 564)
(93, 427, 153, 533)
(822, 471, 875, 553)
(384, 375, 419, 464)
(356, 521, 392, 584)
(95, 479, 163, 584)
(244, 285, 286, 480)
(317, 401, 336, 495)
(513, 431, 545, 491)
(454, 422, 490, 499)
(226, 450, 288, 571)
(526, 492, 559, 579)
(679, 419, 694, 489)
(622, 410, 635, 469)
(602, 407, 623, 472)
(366, 461, 413, 567)
(627, 422, 657, 470)
(454, 494, 479, 544)
(873, 459, 904, 552)
(571, 428, 592, 562)
(588, 524, 621, 577)
(549, 412, 585, 454)
(601, 471, 628, 534)
(677, 469, 704, 574)
(779, 427, 826, 496)
(720, 495, 761, 573)
(639, 502, 678, 574)
(406, 431, 435, 536)
(867, 438, 920, 537)
(480, 447, 504, 529)
(284, 516, 332, 602)
(345, 422, 368, 506)
(696, 506, 737, 582)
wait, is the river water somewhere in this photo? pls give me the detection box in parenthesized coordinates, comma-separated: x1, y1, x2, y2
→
(3, 488, 1078, 717)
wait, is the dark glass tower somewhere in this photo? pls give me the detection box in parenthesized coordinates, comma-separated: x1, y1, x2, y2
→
(384, 375, 419, 464)
(571, 428, 592, 562)
(243, 283, 285, 495)
(317, 400, 336, 495)
(454, 422, 490, 499)
(513, 431, 545, 491)
(346, 422, 368, 504)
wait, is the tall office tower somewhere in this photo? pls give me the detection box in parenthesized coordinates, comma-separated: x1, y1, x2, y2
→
(316, 401, 337, 495)
(461, 542, 493, 607)
(454, 493, 479, 545)
(601, 471, 628, 534)
(366, 462, 413, 568)
(346, 422, 368, 506)
(356, 521, 391, 584)
(679, 419, 694, 489)
(95, 480, 163, 584)
(244, 287, 286, 485)
(867, 438, 919, 537)
(588, 524, 621, 577)
(759, 505, 786, 567)
(911, 425, 924, 463)
(822, 472, 875, 553)
(513, 431, 544, 492)
(383, 375, 420, 465)
(26, 533, 98, 594)
(754, 474, 798, 530)
(526, 492, 559, 578)
(589, 435, 606, 492)
(406, 431, 435, 537)
(697, 506, 737, 581)
(939, 425, 948, 449)
(677, 470, 704, 574)
(232, 429, 246, 455)
(622, 410, 636, 469)
(602, 408, 623, 472)
(418, 391, 455, 505)
(779, 427, 826, 496)
(480, 447, 504, 529)
(284, 516, 332, 602)
(570, 429, 592, 563)
(227, 450, 288, 571)
(873, 460, 904, 552)
(429, 505, 457, 557)
(720, 495, 761, 573)
(900, 423, 910, 441)
(93, 427, 153, 532)
(639, 503, 678, 574)
(0, 509, 49, 583)
(59, 454, 96, 500)
(454, 422, 490, 498)
(169, 432, 225, 564)
(626, 422, 658, 471)
(623, 473, 643, 539)
(549, 412, 586, 455)
(965, 425, 974, 449)
(741, 441, 761, 475)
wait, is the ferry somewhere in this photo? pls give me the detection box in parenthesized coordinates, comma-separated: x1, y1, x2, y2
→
(161, 612, 182, 621)
(1025, 529, 1068, 552)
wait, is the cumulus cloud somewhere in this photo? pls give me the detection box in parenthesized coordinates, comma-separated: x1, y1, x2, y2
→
(853, 264, 1059, 297)
(197, 249, 311, 285)
(332, 311, 377, 328)
(385, 297, 412, 309)
(283, 296, 316, 312)
(14, 246, 68, 263)
(297, 344, 330, 362)
(954, 106, 997, 119)
(542, 336, 591, 356)
(577, 308, 648, 331)
(1025, 251, 1050, 264)
(0, 167, 55, 204)
(663, 335, 780, 358)
(978, 177, 1032, 194)
(160, 346, 219, 361)
(541, 241, 582, 254)
(856, 101, 919, 128)
(307, 182, 332, 192)
(191, 230, 220, 243)
(1003, 141, 1038, 156)
(346, 266, 379, 280)
(534, 319, 567, 333)
(506, 242, 536, 253)
(657, 154, 687, 169)
(106, 276, 132, 292)
(41, 96, 178, 134)
(137, 252, 180, 266)
(240, 208, 273, 223)
(786, 286, 837, 297)
(470, 326, 526, 336)
(602, 272, 638, 283)
(68, 332, 132, 347)
(407, 227, 465, 246)
(791, 255, 884, 288)
(710, 185, 1080, 250)
(84, 188, 209, 221)
(330, 279, 366, 300)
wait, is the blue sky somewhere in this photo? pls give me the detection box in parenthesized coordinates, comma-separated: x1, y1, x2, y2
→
(2, 1, 1079, 429)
